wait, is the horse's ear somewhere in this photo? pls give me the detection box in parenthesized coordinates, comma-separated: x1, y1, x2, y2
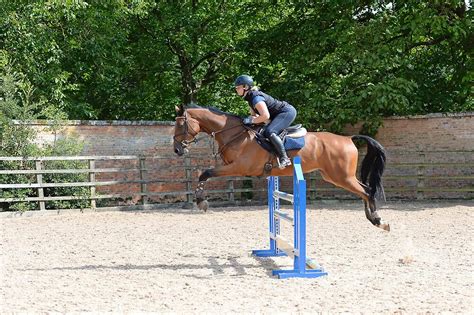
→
(175, 105, 184, 116)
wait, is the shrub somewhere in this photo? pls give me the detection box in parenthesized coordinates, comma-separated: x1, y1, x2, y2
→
(1, 53, 90, 211)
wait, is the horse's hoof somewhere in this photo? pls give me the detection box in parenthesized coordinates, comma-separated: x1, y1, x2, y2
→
(376, 223, 391, 232)
(197, 200, 208, 211)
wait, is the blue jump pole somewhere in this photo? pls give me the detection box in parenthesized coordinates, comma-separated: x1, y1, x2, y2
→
(252, 156, 328, 279)
(251, 176, 286, 258)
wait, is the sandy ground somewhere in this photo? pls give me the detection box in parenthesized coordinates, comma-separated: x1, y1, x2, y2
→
(0, 201, 473, 314)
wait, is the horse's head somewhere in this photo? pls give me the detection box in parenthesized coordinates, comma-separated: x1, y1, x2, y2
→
(173, 105, 202, 156)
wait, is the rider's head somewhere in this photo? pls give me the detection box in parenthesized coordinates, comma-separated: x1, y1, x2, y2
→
(234, 74, 253, 97)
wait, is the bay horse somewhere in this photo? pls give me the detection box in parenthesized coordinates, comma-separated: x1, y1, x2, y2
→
(173, 104, 390, 231)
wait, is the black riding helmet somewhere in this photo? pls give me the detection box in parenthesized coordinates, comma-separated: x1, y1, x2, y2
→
(234, 75, 254, 88)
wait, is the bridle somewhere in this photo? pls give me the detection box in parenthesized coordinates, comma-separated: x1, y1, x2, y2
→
(173, 109, 254, 161)
(173, 111, 202, 149)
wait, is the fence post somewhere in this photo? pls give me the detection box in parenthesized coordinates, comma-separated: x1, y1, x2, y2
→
(184, 156, 193, 206)
(417, 152, 425, 200)
(309, 176, 317, 203)
(139, 156, 148, 205)
(227, 179, 235, 203)
(35, 160, 46, 211)
(89, 159, 96, 209)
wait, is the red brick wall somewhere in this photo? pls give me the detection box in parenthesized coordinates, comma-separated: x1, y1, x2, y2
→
(30, 120, 206, 156)
(25, 120, 216, 205)
(343, 113, 473, 152)
(343, 113, 473, 200)
(23, 112, 473, 202)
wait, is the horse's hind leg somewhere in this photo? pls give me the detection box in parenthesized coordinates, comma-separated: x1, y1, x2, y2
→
(364, 198, 390, 231)
(323, 172, 390, 231)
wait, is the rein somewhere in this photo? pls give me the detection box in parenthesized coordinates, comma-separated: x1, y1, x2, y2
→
(211, 126, 249, 161)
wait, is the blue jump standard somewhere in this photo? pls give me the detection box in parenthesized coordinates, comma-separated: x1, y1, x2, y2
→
(252, 156, 328, 279)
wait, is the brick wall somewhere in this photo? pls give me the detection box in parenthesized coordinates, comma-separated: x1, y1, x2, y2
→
(28, 120, 211, 156)
(343, 113, 473, 199)
(19, 112, 474, 201)
(343, 113, 473, 152)
(19, 120, 216, 205)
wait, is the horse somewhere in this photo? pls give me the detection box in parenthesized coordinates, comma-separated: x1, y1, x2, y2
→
(173, 104, 390, 231)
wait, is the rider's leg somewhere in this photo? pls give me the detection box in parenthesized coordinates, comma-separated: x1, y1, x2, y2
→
(268, 133, 291, 168)
(264, 107, 296, 169)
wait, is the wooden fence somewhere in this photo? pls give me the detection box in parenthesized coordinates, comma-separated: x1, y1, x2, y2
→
(0, 150, 473, 212)
(0, 155, 268, 212)
(306, 149, 474, 200)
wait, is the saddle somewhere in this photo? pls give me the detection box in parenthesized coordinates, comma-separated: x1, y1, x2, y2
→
(274, 124, 307, 139)
(256, 124, 307, 140)
(254, 124, 307, 153)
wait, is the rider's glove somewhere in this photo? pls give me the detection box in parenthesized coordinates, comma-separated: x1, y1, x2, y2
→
(242, 116, 253, 125)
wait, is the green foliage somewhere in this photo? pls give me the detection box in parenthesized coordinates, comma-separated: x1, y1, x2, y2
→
(40, 140, 90, 211)
(1, 0, 472, 134)
(0, 51, 89, 211)
(0, 52, 41, 157)
(243, 1, 473, 133)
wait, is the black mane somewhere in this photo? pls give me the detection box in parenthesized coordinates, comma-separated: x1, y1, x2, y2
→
(185, 104, 242, 119)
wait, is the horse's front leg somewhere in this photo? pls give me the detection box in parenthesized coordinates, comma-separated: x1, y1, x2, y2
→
(195, 163, 244, 211)
(195, 174, 210, 211)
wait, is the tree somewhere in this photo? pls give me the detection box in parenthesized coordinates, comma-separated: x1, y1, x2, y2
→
(0, 51, 88, 211)
(128, 0, 293, 114)
(1, 0, 471, 131)
(239, 0, 473, 133)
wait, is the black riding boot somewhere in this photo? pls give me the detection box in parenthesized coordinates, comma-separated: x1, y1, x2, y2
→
(269, 133, 292, 169)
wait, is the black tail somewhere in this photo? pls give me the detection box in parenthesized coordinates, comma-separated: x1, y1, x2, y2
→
(351, 135, 386, 201)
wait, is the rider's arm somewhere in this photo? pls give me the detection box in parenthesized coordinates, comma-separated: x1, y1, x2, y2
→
(252, 101, 270, 124)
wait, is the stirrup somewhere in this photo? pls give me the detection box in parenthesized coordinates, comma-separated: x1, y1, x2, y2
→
(277, 157, 292, 169)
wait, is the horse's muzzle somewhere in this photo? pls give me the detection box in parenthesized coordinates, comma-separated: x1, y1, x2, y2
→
(174, 143, 188, 156)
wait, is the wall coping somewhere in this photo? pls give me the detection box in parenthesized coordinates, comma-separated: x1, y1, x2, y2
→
(12, 112, 473, 126)
(13, 120, 175, 126)
(384, 112, 473, 120)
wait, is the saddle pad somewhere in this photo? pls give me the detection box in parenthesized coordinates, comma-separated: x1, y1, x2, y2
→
(284, 136, 305, 151)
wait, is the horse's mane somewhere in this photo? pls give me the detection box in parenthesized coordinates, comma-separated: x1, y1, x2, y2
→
(184, 104, 242, 119)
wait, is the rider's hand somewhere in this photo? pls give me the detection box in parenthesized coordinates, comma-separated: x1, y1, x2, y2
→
(242, 116, 253, 125)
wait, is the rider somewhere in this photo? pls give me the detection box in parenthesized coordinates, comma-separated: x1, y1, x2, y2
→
(234, 74, 296, 169)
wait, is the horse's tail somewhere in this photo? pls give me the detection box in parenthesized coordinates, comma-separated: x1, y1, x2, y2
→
(351, 135, 386, 201)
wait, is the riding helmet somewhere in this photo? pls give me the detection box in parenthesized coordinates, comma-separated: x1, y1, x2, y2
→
(234, 75, 254, 88)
